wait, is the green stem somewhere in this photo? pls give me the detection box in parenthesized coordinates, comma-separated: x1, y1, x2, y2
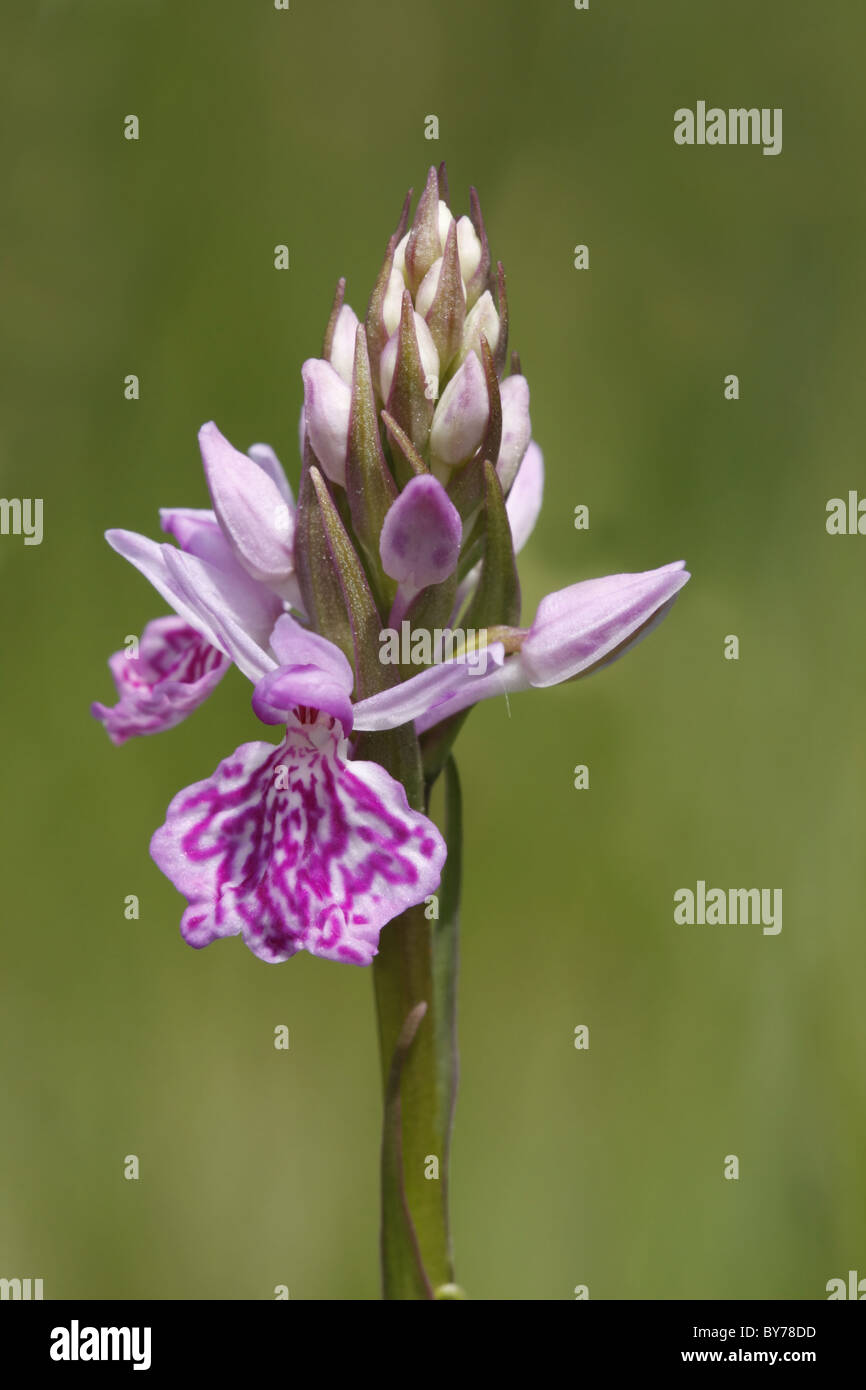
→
(372, 756, 463, 1300)
(374, 907, 451, 1298)
(431, 757, 462, 1255)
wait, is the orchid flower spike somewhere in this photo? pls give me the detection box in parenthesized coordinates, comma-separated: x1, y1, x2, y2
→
(93, 164, 691, 967)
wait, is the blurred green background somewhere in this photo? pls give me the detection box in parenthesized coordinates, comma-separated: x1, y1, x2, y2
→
(2, 0, 864, 1300)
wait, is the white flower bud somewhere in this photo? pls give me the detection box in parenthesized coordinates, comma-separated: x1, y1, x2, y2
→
(496, 375, 532, 493)
(416, 254, 466, 322)
(379, 311, 440, 402)
(329, 304, 359, 386)
(458, 289, 500, 364)
(415, 257, 444, 318)
(392, 232, 410, 280)
(383, 266, 405, 336)
(301, 359, 351, 487)
(430, 351, 489, 467)
(437, 199, 454, 250)
(455, 215, 482, 283)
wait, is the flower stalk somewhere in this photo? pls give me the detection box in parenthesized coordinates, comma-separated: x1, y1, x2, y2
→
(373, 755, 463, 1298)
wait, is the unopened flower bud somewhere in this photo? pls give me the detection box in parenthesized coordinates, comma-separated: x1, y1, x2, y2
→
(301, 359, 351, 487)
(328, 304, 359, 386)
(393, 232, 409, 278)
(437, 199, 454, 248)
(382, 266, 405, 336)
(458, 289, 500, 366)
(430, 350, 489, 467)
(415, 256, 446, 318)
(379, 311, 440, 403)
(455, 215, 482, 284)
(380, 474, 461, 592)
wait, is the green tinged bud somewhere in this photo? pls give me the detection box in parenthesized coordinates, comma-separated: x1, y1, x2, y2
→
(385, 291, 436, 453)
(423, 220, 466, 371)
(405, 165, 442, 295)
(365, 236, 397, 389)
(462, 461, 521, 631)
(345, 324, 398, 608)
(492, 262, 509, 376)
(322, 276, 347, 360)
(295, 459, 387, 699)
(444, 338, 501, 522)
(465, 187, 491, 309)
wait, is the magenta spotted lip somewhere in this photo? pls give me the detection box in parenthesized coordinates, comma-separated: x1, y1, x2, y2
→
(91, 616, 229, 747)
(150, 711, 445, 966)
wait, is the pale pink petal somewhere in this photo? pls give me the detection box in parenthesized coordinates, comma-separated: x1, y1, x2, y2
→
(352, 643, 505, 732)
(380, 475, 462, 589)
(507, 441, 544, 554)
(429, 351, 488, 467)
(247, 442, 295, 508)
(496, 375, 531, 493)
(412, 655, 526, 734)
(328, 304, 360, 386)
(106, 530, 281, 682)
(416, 562, 691, 731)
(268, 613, 355, 688)
(252, 616, 356, 728)
(520, 561, 690, 686)
(301, 359, 351, 486)
(199, 422, 295, 593)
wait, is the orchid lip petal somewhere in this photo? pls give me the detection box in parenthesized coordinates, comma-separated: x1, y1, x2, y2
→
(150, 718, 446, 966)
(92, 617, 229, 745)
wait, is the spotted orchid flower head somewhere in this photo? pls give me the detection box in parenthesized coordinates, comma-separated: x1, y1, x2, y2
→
(93, 164, 690, 967)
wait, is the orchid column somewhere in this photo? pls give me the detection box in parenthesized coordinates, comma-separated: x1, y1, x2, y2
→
(94, 164, 689, 1302)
